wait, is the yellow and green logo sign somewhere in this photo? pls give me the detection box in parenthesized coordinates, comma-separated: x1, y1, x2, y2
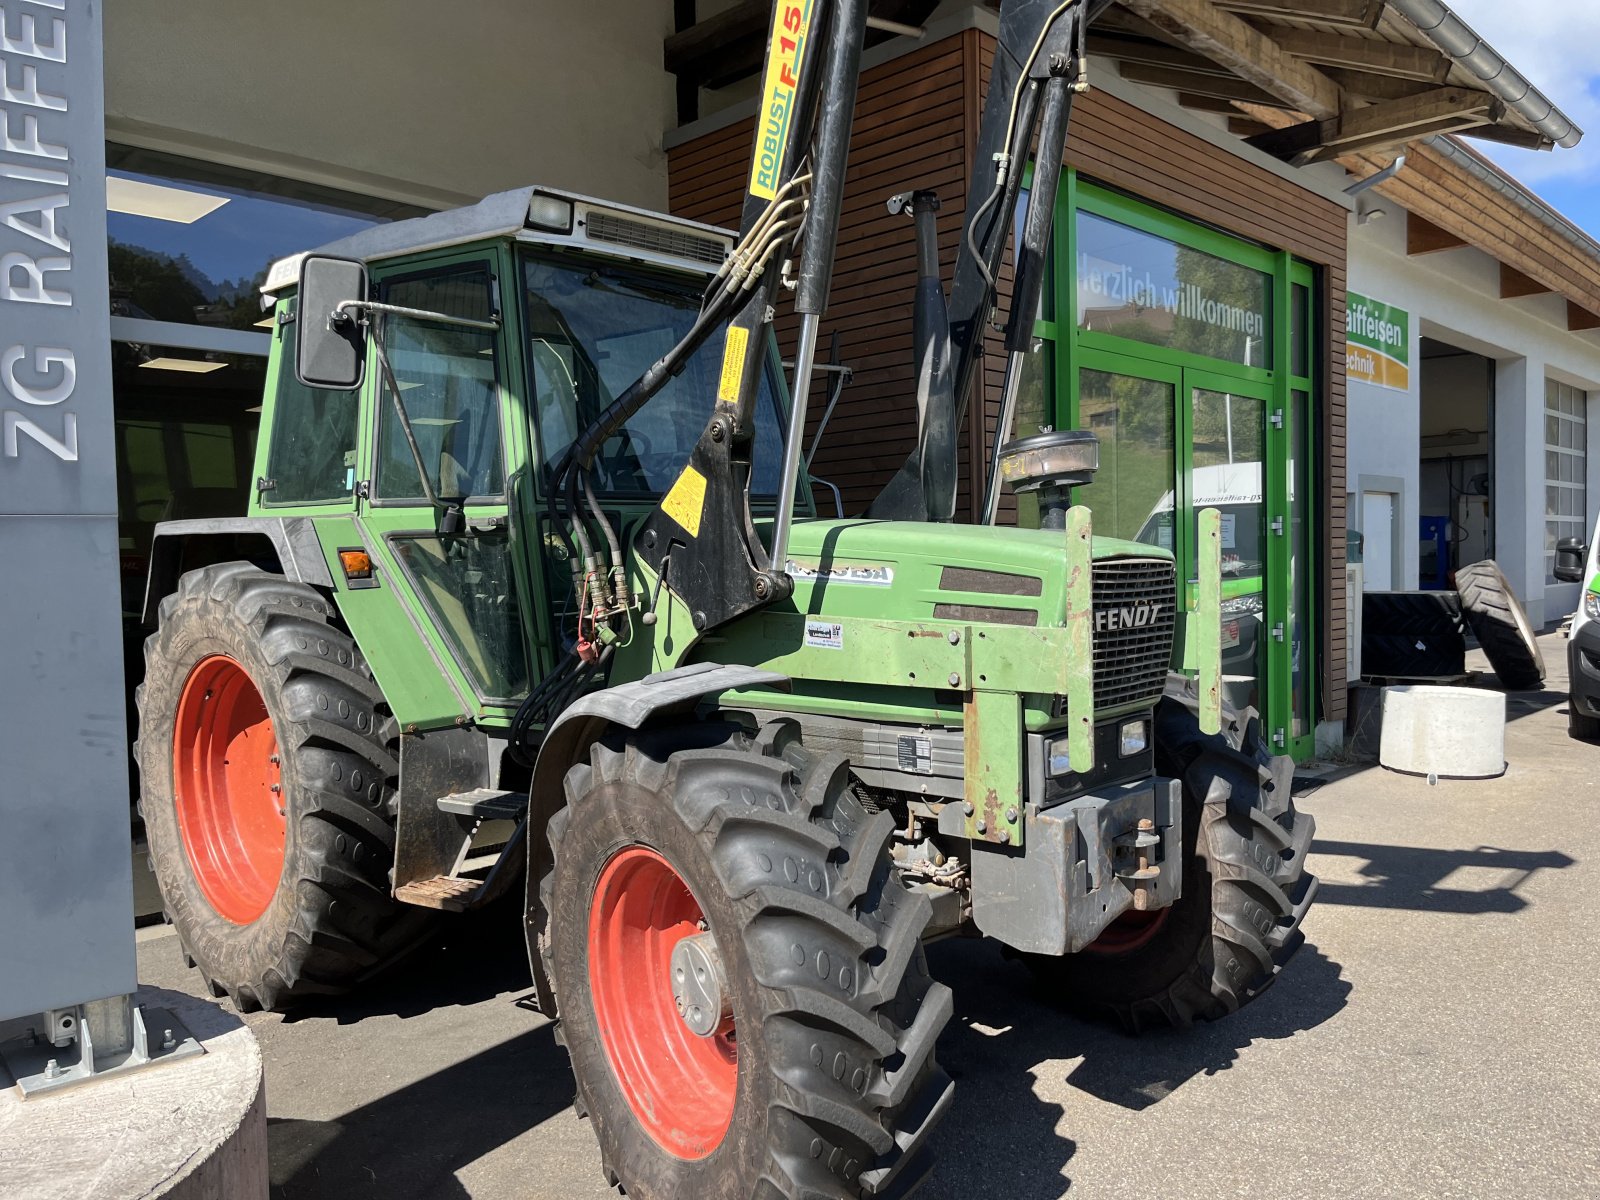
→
(1347, 292, 1409, 392)
(749, 1, 815, 201)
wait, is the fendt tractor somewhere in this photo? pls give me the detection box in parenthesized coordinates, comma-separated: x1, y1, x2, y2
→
(135, 0, 1318, 1194)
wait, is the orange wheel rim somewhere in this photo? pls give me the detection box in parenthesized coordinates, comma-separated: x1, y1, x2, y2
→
(171, 655, 285, 924)
(588, 846, 737, 1159)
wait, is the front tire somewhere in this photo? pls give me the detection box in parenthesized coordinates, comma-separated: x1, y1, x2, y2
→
(542, 721, 953, 1200)
(1030, 681, 1318, 1032)
(136, 562, 430, 1011)
(1570, 703, 1600, 741)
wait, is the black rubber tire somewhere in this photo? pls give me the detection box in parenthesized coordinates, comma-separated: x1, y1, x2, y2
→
(1029, 679, 1317, 1033)
(136, 561, 431, 1012)
(1457, 560, 1546, 690)
(542, 720, 954, 1200)
(1570, 704, 1600, 741)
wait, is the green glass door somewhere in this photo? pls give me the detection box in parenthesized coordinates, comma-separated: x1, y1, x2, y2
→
(1070, 353, 1292, 744)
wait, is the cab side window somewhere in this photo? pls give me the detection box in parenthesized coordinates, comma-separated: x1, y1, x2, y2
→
(374, 266, 503, 501)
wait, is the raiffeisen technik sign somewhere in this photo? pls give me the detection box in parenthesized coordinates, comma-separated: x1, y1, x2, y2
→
(1346, 292, 1410, 392)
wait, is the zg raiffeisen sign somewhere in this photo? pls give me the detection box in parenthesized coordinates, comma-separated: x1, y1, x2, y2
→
(1346, 292, 1410, 392)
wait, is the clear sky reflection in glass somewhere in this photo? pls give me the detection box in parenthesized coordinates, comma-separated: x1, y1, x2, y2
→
(1076, 211, 1271, 369)
(107, 168, 385, 331)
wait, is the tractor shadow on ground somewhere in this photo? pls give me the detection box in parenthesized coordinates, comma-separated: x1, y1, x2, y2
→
(279, 891, 536, 1027)
(919, 936, 1351, 1200)
(1308, 840, 1575, 915)
(266, 1022, 572, 1200)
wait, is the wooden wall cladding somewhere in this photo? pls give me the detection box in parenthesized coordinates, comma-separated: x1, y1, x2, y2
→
(668, 28, 1350, 721)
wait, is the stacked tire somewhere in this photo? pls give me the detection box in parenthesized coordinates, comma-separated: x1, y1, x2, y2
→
(1456, 560, 1546, 691)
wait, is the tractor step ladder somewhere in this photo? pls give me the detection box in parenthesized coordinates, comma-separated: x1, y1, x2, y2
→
(434, 788, 528, 821)
(394, 875, 481, 911)
(393, 790, 531, 911)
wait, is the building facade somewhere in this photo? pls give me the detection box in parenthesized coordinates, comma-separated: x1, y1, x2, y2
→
(4, 0, 1593, 772)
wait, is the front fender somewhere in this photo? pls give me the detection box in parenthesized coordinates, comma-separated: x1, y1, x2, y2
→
(522, 662, 788, 1015)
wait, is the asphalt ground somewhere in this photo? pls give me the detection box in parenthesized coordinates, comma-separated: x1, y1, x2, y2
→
(134, 628, 1600, 1199)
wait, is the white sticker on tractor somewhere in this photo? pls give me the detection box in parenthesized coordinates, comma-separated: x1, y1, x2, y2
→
(804, 621, 844, 651)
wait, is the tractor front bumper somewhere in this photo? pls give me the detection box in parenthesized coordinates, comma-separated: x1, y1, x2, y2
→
(949, 775, 1183, 956)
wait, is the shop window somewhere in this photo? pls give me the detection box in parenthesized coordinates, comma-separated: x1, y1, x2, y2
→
(106, 146, 422, 333)
(1075, 210, 1271, 369)
(1546, 378, 1589, 584)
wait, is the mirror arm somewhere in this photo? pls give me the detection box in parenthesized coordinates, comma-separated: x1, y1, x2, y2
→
(335, 299, 500, 332)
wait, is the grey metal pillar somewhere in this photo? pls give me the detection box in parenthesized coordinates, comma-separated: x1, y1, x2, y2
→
(0, 0, 198, 1093)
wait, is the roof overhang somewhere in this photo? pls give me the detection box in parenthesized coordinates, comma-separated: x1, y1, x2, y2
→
(1101, 0, 1580, 163)
(666, 1, 1581, 165)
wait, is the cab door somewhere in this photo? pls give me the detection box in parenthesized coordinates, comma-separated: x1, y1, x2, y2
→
(354, 250, 535, 720)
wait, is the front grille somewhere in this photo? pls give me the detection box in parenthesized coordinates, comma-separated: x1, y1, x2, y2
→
(1088, 557, 1176, 712)
(583, 210, 729, 266)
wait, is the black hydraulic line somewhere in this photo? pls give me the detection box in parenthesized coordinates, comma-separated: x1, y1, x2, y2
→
(796, 0, 868, 317)
(1005, 74, 1074, 356)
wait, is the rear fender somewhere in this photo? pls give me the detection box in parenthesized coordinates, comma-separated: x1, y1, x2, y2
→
(522, 663, 788, 1015)
(143, 517, 334, 626)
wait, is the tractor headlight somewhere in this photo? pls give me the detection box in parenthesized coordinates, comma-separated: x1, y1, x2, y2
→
(1221, 593, 1265, 616)
(1047, 736, 1074, 778)
(1119, 719, 1149, 758)
(1586, 591, 1600, 621)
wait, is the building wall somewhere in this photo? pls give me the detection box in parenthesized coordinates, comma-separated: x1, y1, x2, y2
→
(669, 32, 979, 516)
(666, 23, 1352, 726)
(103, 0, 678, 211)
(1349, 193, 1600, 628)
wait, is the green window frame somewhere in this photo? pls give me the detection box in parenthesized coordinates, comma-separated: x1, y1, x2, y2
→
(1021, 170, 1321, 758)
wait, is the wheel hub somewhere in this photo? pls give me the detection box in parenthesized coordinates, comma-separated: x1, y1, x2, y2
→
(670, 931, 731, 1037)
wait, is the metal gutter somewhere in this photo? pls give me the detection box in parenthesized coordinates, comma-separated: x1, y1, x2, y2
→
(1423, 134, 1600, 270)
(1387, 0, 1582, 149)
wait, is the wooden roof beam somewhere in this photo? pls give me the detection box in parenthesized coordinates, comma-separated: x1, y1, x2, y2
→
(1407, 212, 1468, 256)
(1214, 0, 1385, 28)
(1247, 87, 1500, 163)
(1321, 67, 1436, 104)
(1121, 61, 1290, 107)
(1118, 0, 1343, 118)
(1501, 264, 1555, 300)
(1087, 32, 1238, 77)
(1266, 28, 1451, 83)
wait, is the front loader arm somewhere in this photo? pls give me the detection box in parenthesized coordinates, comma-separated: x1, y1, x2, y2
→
(871, 0, 1118, 523)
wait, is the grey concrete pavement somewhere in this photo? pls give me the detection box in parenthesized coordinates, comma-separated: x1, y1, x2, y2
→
(135, 628, 1600, 1199)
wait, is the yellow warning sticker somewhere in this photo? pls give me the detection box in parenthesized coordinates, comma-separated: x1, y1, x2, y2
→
(661, 465, 708, 538)
(748, 1, 815, 201)
(717, 326, 749, 402)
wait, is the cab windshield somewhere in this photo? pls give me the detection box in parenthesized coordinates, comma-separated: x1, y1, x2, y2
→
(521, 252, 788, 496)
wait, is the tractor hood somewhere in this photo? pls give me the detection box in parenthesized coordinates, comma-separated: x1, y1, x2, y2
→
(777, 518, 1169, 627)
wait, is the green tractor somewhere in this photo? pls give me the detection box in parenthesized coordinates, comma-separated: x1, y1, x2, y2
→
(135, 1, 1317, 1195)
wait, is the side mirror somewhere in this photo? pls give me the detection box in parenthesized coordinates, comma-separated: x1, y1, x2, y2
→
(295, 254, 368, 390)
(1555, 536, 1588, 584)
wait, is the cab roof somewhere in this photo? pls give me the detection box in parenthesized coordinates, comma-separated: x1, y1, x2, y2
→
(262, 185, 734, 296)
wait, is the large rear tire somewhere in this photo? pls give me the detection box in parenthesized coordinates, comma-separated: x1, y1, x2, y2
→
(542, 721, 953, 1200)
(136, 562, 431, 1011)
(1457, 560, 1546, 690)
(1029, 680, 1317, 1032)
